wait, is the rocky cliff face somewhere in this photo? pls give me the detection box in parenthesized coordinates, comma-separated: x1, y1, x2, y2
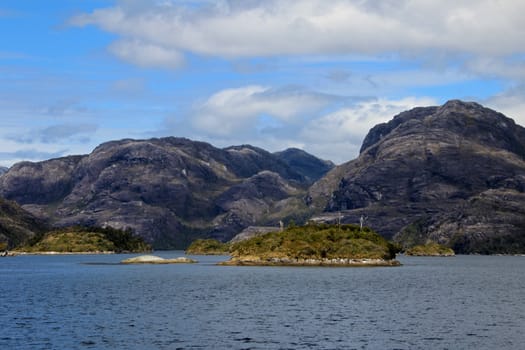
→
(0, 138, 331, 248)
(309, 100, 525, 253)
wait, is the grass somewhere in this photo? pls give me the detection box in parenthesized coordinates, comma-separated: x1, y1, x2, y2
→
(229, 223, 400, 261)
(405, 242, 455, 256)
(186, 238, 230, 255)
(16, 226, 151, 253)
(19, 231, 116, 253)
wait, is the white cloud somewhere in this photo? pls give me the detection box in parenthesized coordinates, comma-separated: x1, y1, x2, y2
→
(191, 85, 339, 136)
(484, 86, 525, 126)
(465, 57, 525, 80)
(71, 0, 525, 70)
(300, 97, 437, 163)
(109, 40, 185, 69)
(178, 92, 439, 164)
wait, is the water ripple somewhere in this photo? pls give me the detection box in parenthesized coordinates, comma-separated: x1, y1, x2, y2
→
(1, 254, 524, 349)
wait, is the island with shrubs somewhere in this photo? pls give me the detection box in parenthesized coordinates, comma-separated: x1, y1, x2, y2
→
(185, 238, 230, 255)
(219, 223, 401, 266)
(404, 242, 455, 257)
(12, 226, 151, 254)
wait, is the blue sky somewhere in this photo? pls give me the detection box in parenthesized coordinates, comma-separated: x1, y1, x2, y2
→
(1, 0, 524, 166)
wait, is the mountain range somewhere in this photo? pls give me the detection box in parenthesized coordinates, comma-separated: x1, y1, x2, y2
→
(0, 138, 332, 248)
(1, 100, 524, 253)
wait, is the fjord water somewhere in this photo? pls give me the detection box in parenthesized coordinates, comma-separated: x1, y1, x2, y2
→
(1, 253, 524, 350)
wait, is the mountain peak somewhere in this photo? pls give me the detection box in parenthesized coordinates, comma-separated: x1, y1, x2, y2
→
(310, 100, 525, 253)
(439, 99, 483, 111)
(360, 99, 522, 156)
(274, 148, 334, 183)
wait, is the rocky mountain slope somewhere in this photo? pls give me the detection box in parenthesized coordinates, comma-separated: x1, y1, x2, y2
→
(0, 197, 48, 249)
(273, 148, 334, 184)
(0, 138, 332, 248)
(309, 100, 525, 254)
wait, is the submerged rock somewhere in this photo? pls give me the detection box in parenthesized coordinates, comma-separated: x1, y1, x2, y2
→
(121, 255, 197, 264)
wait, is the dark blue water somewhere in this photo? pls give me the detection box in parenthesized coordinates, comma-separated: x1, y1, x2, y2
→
(1, 253, 524, 349)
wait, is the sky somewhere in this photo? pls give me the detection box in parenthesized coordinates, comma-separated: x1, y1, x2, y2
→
(1, 0, 525, 166)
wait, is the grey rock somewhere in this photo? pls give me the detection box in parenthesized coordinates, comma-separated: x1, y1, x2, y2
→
(229, 226, 279, 243)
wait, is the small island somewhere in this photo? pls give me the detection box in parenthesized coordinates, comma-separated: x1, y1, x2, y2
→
(13, 226, 151, 254)
(185, 238, 230, 255)
(220, 223, 401, 266)
(121, 255, 197, 264)
(404, 242, 455, 257)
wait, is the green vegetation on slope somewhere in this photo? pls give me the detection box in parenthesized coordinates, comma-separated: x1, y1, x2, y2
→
(229, 223, 400, 261)
(405, 242, 455, 256)
(17, 226, 151, 253)
(186, 238, 230, 255)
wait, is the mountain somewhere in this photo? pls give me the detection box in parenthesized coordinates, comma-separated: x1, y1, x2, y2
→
(274, 148, 334, 184)
(0, 166, 8, 175)
(0, 197, 48, 249)
(308, 100, 525, 254)
(0, 137, 331, 249)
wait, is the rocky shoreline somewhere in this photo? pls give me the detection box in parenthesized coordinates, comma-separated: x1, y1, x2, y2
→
(219, 256, 401, 267)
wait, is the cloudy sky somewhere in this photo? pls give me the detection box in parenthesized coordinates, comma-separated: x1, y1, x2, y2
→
(1, 0, 525, 166)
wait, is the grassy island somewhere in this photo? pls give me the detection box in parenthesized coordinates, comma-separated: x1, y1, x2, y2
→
(15, 226, 151, 254)
(185, 238, 230, 255)
(221, 224, 401, 266)
(404, 242, 455, 256)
